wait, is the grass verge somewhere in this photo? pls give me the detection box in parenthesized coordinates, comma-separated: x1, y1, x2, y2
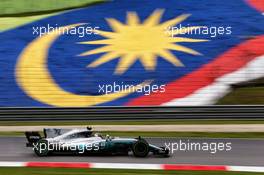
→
(217, 78, 264, 105)
(0, 0, 104, 31)
(217, 87, 264, 104)
(0, 167, 263, 175)
(1, 131, 264, 138)
(0, 0, 104, 16)
(0, 13, 57, 31)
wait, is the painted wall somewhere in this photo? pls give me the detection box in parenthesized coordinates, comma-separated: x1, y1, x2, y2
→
(0, 0, 263, 107)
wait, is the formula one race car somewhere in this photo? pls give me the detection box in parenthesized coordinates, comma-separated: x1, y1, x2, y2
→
(25, 127, 169, 157)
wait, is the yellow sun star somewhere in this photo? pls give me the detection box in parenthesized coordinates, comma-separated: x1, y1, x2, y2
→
(78, 9, 208, 74)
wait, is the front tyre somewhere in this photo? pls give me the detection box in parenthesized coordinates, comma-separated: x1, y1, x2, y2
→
(34, 139, 50, 157)
(132, 139, 149, 157)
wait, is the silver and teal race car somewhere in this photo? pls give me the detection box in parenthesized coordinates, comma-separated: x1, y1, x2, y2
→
(25, 127, 169, 157)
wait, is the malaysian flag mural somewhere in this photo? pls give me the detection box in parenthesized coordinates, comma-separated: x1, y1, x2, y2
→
(0, 0, 263, 107)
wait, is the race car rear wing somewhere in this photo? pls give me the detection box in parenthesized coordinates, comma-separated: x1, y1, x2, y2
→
(25, 131, 42, 147)
(25, 129, 70, 147)
(25, 127, 93, 147)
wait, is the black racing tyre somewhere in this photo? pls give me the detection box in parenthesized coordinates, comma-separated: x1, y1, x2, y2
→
(34, 139, 50, 157)
(132, 139, 149, 157)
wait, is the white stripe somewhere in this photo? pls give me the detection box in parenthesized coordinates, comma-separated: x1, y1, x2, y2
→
(90, 163, 162, 170)
(163, 55, 264, 105)
(0, 161, 264, 172)
(0, 161, 26, 167)
(228, 166, 264, 173)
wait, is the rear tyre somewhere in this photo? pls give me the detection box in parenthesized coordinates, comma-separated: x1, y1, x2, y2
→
(34, 139, 50, 157)
(132, 139, 149, 157)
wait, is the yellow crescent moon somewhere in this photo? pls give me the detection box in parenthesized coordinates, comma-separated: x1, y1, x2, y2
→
(15, 24, 149, 107)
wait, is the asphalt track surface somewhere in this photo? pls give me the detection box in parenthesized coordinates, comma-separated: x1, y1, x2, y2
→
(0, 137, 263, 166)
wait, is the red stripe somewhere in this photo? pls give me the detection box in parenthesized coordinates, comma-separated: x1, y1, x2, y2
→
(162, 164, 227, 171)
(26, 162, 90, 168)
(127, 36, 264, 106)
(247, 0, 264, 12)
